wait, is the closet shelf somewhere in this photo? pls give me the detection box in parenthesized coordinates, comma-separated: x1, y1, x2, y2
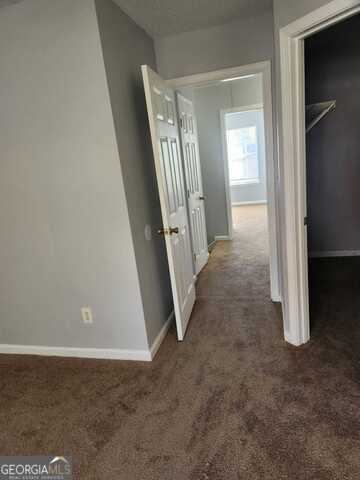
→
(306, 100, 336, 133)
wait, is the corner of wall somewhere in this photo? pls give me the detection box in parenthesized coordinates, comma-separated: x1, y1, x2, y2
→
(94, 0, 173, 350)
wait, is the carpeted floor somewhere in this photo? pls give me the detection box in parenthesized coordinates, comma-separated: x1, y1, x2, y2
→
(1, 205, 360, 479)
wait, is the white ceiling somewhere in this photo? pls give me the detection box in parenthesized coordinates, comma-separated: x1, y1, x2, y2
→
(113, 0, 273, 37)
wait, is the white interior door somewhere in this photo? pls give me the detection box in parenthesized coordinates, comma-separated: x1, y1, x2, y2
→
(177, 94, 209, 275)
(142, 65, 195, 341)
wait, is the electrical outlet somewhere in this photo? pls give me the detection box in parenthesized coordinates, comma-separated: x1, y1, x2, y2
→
(81, 307, 93, 324)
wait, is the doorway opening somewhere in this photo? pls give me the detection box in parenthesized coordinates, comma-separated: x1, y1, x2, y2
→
(305, 13, 360, 343)
(221, 104, 267, 239)
(279, 0, 360, 347)
(143, 62, 280, 341)
(169, 62, 279, 305)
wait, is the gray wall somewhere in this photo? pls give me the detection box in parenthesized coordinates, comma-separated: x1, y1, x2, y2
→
(193, 76, 264, 244)
(156, 6, 280, 296)
(155, 10, 274, 80)
(0, 0, 149, 350)
(228, 76, 266, 205)
(305, 14, 360, 253)
(194, 85, 230, 243)
(95, 0, 172, 346)
(273, 0, 332, 30)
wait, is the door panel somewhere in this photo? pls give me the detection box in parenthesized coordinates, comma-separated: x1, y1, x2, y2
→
(177, 93, 209, 276)
(142, 66, 195, 341)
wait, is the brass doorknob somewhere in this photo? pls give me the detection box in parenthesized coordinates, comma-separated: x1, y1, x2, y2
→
(158, 227, 179, 235)
(199, 196, 206, 200)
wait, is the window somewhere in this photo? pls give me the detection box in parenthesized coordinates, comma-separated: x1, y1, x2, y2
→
(226, 124, 260, 185)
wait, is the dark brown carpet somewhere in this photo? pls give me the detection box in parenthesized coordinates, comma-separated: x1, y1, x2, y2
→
(1, 205, 360, 479)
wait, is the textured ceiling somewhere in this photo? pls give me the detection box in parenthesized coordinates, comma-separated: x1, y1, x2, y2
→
(113, 0, 273, 37)
(0, 0, 24, 7)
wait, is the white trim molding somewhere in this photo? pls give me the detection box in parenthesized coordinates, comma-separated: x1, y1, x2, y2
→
(232, 201, 267, 206)
(279, 0, 360, 346)
(225, 103, 264, 114)
(167, 62, 271, 89)
(0, 344, 153, 362)
(149, 311, 174, 359)
(0, 312, 175, 362)
(168, 61, 281, 303)
(220, 107, 234, 241)
(208, 239, 217, 250)
(215, 235, 231, 241)
(309, 250, 360, 258)
(231, 179, 260, 186)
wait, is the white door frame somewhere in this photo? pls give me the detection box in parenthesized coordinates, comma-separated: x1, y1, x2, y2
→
(168, 61, 281, 302)
(219, 103, 264, 241)
(279, 0, 360, 346)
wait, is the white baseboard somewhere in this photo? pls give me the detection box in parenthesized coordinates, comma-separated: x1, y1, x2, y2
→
(208, 239, 216, 251)
(271, 292, 282, 303)
(214, 235, 231, 241)
(232, 200, 267, 206)
(0, 312, 175, 363)
(309, 250, 360, 258)
(149, 311, 174, 360)
(0, 344, 153, 361)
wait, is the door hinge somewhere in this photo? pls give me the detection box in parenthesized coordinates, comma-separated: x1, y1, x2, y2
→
(180, 118, 183, 129)
(304, 216, 308, 226)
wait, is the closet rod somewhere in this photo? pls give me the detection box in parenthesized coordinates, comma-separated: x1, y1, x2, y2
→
(306, 100, 336, 133)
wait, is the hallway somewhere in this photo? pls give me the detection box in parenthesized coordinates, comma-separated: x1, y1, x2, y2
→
(1, 206, 360, 479)
(198, 205, 270, 302)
